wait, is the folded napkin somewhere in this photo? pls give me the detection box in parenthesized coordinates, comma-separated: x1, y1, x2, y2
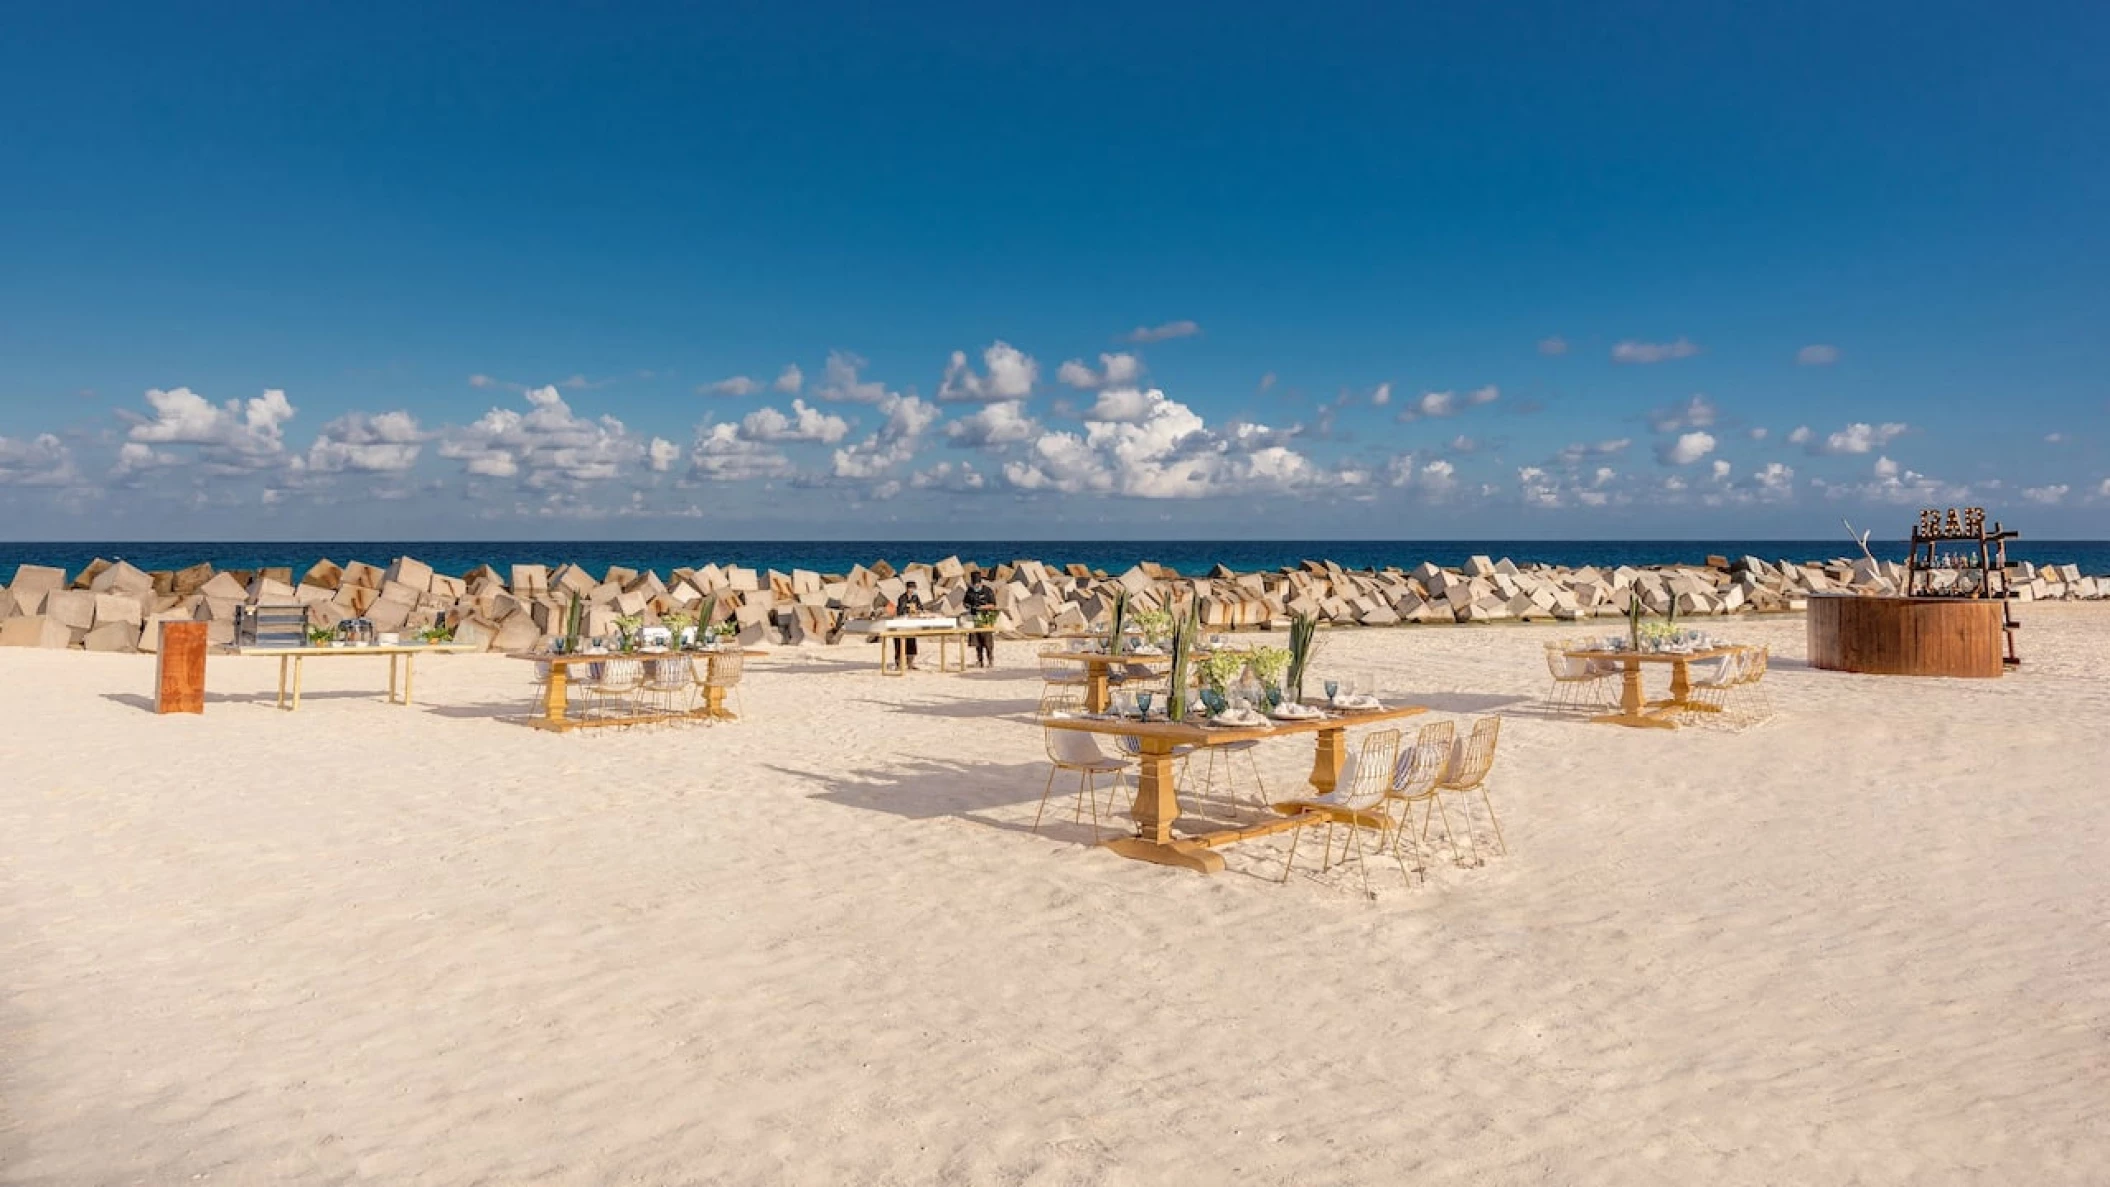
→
(1330, 693, 1385, 711)
(1209, 707, 1270, 728)
(1130, 645, 1165, 656)
(1269, 702, 1324, 721)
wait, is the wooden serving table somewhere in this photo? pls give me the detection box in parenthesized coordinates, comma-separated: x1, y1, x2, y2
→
(510, 650, 766, 732)
(1564, 646, 1737, 729)
(1041, 703, 1428, 874)
(867, 624, 975, 675)
(232, 642, 481, 711)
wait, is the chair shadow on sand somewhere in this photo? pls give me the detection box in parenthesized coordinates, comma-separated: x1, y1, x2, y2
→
(781, 757, 1121, 849)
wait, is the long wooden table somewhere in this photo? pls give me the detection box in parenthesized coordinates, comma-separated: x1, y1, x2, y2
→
(867, 625, 975, 675)
(232, 643, 480, 711)
(510, 650, 765, 732)
(1564, 646, 1737, 729)
(1041, 703, 1428, 874)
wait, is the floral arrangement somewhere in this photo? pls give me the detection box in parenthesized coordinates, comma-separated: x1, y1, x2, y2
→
(1197, 651, 1249, 695)
(1249, 646, 1292, 692)
(307, 625, 335, 646)
(415, 623, 454, 644)
(1129, 608, 1174, 645)
(612, 614, 644, 650)
(706, 620, 738, 641)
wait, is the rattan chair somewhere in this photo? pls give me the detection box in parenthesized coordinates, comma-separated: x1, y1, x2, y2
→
(1037, 644, 1090, 714)
(521, 658, 555, 720)
(702, 650, 746, 720)
(1386, 720, 1458, 884)
(640, 656, 695, 717)
(585, 658, 646, 721)
(1038, 728, 1130, 842)
(1543, 642, 1613, 713)
(1419, 716, 1504, 867)
(1275, 729, 1401, 897)
(1680, 647, 1747, 727)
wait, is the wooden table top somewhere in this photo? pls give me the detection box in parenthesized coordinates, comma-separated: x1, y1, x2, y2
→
(1041, 702, 1426, 746)
(1562, 646, 1739, 664)
(864, 623, 981, 638)
(232, 643, 481, 657)
(505, 649, 768, 664)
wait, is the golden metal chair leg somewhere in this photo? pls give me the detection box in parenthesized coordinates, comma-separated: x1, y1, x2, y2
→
(1033, 766, 1058, 833)
(1480, 787, 1507, 856)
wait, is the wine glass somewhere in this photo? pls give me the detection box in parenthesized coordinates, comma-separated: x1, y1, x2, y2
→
(1137, 691, 1153, 718)
(1324, 678, 1340, 701)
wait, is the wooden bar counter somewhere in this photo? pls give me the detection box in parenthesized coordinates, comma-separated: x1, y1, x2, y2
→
(1806, 594, 2005, 678)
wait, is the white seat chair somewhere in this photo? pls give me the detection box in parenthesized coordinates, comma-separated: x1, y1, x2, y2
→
(1038, 729, 1131, 842)
(701, 650, 746, 719)
(1274, 729, 1401, 897)
(1543, 642, 1613, 713)
(1681, 648, 1747, 727)
(1421, 717, 1505, 867)
(522, 658, 555, 719)
(640, 656, 695, 717)
(1385, 720, 1458, 884)
(586, 658, 645, 721)
(1037, 645, 1091, 714)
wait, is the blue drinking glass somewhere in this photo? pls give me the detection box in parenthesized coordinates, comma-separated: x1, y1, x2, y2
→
(1136, 691, 1153, 717)
(1324, 679, 1339, 700)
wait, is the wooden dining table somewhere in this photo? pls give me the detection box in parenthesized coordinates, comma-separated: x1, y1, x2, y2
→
(233, 642, 480, 711)
(1564, 645, 1737, 729)
(1041, 702, 1428, 874)
(510, 649, 766, 731)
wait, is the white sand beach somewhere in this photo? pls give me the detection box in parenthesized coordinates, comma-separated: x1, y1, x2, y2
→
(3, 608, 2107, 1185)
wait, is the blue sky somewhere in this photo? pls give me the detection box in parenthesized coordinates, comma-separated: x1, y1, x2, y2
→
(2, 0, 2106, 539)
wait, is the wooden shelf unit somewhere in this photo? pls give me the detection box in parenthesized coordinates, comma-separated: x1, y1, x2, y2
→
(1902, 506, 2021, 667)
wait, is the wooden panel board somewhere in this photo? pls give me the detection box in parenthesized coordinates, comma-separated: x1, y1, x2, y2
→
(156, 621, 208, 714)
(1806, 595, 2004, 678)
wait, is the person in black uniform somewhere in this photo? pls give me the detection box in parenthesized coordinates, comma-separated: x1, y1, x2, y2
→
(962, 568, 997, 668)
(893, 579, 924, 671)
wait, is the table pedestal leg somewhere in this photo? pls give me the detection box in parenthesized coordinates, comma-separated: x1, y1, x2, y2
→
(403, 654, 415, 705)
(389, 654, 400, 703)
(1102, 741, 1224, 873)
(1310, 726, 1348, 794)
(1086, 670, 1110, 713)
(276, 657, 288, 709)
(1591, 659, 1676, 729)
(530, 665, 572, 731)
(705, 684, 730, 719)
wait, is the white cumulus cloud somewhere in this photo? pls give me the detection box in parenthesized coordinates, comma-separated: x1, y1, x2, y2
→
(304, 411, 424, 474)
(1657, 431, 1717, 465)
(1818, 422, 1908, 455)
(739, 399, 851, 444)
(1796, 344, 1841, 366)
(938, 341, 1038, 402)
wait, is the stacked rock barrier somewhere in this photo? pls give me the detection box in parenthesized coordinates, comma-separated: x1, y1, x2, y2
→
(1, 552, 2104, 653)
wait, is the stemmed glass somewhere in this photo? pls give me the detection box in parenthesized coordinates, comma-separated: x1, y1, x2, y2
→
(1136, 691, 1154, 718)
(1324, 678, 1340, 701)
